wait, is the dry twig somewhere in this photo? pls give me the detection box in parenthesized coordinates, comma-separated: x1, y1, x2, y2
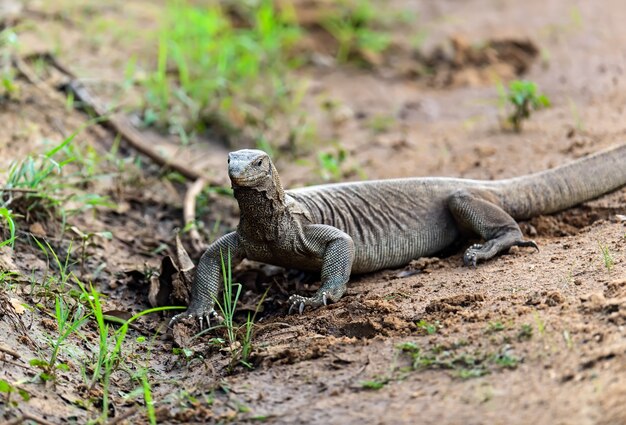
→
(0, 357, 29, 370)
(0, 344, 20, 358)
(183, 178, 208, 253)
(105, 407, 139, 425)
(0, 188, 38, 194)
(3, 413, 57, 425)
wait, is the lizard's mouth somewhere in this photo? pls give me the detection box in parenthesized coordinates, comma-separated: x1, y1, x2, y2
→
(229, 173, 268, 187)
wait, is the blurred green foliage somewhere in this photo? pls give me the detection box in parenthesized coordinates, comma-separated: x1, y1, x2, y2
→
(141, 1, 302, 147)
(322, 0, 391, 63)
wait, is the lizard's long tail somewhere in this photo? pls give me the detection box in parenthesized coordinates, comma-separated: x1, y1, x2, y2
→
(495, 143, 626, 219)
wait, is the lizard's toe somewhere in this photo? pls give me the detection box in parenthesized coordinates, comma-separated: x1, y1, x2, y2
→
(463, 238, 539, 268)
(287, 295, 306, 314)
(169, 307, 219, 329)
(515, 239, 539, 251)
(200, 310, 220, 329)
(198, 313, 210, 330)
(463, 244, 482, 267)
(168, 312, 189, 328)
(287, 293, 327, 314)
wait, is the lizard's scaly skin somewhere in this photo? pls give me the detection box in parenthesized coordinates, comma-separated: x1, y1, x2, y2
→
(171, 144, 626, 325)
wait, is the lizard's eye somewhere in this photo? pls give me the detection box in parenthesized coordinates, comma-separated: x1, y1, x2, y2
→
(256, 159, 263, 167)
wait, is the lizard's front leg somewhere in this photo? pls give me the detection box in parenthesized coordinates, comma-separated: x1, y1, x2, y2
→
(170, 232, 242, 328)
(288, 224, 355, 314)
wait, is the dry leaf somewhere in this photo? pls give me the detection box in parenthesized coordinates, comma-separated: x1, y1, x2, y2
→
(9, 297, 25, 314)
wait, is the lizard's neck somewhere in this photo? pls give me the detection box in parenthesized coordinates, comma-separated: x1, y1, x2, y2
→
(233, 167, 289, 240)
(234, 185, 285, 218)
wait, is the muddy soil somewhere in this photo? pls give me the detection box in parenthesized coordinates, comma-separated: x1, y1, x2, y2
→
(1, 1, 625, 424)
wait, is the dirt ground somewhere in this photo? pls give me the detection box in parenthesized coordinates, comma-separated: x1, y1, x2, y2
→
(1, 0, 625, 424)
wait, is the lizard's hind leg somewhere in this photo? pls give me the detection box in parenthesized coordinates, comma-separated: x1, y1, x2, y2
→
(447, 189, 538, 267)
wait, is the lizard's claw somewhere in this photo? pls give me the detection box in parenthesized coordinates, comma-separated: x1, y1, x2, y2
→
(169, 307, 219, 330)
(287, 292, 328, 314)
(287, 297, 304, 315)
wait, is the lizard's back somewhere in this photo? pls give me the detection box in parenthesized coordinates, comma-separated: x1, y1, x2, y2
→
(288, 178, 487, 273)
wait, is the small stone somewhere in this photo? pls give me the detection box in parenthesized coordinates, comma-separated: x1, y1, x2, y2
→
(545, 291, 565, 306)
(29, 222, 46, 236)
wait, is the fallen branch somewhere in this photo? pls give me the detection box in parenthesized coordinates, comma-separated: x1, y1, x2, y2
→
(183, 178, 208, 253)
(66, 79, 215, 183)
(16, 53, 221, 185)
(13, 54, 225, 251)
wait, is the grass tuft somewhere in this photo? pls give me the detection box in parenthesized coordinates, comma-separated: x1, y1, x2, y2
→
(598, 242, 614, 273)
(500, 80, 550, 132)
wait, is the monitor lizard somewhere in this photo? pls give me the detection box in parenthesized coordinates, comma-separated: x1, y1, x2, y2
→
(170, 144, 626, 327)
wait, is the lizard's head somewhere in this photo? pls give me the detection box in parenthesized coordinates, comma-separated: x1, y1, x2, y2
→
(228, 149, 274, 188)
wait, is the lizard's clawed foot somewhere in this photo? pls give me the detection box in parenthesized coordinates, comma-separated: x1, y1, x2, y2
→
(463, 238, 539, 267)
(463, 243, 484, 267)
(287, 292, 329, 314)
(169, 307, 220, 330)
